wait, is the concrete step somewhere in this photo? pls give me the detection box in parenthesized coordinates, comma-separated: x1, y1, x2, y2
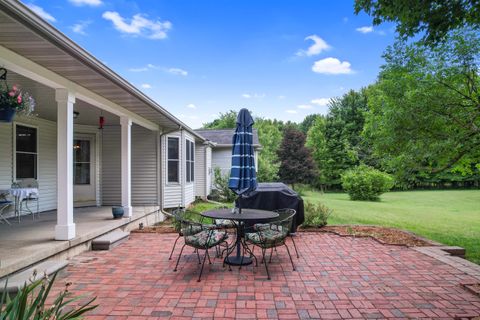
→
(0, 260, 68, 294)
(91, 230, 129, 251)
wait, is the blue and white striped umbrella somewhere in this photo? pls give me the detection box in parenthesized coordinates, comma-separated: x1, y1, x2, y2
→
(228, 108, 257, 195)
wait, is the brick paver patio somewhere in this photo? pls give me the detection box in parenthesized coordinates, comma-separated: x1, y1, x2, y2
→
(54, 233, 480, 319)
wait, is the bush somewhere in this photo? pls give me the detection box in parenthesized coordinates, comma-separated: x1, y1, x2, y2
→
(1, 271, 97, 319)
(211, 167, 236, 203)
(302, 201, 332, 228)
(341, 165, 394, 201)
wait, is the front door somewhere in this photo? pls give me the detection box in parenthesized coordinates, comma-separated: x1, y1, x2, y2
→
(73, 135, 96, 207)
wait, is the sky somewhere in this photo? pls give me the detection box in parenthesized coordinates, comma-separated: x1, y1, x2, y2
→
(24, 0, 396, 129)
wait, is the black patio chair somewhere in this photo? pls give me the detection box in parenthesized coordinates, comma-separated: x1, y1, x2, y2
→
(245, 210, 296, 280)
(174, 218, 229, 282)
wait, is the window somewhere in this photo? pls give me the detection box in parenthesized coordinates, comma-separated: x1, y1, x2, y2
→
(15, 124, 37, 180)
(186, 139, 195, 183)
(167, 137, 179, 183)
(74, 139, 91, 185)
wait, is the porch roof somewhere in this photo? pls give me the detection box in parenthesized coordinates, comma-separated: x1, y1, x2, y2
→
(0, 0, 205, 141)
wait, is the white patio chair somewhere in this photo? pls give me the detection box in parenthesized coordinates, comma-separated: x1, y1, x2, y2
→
(16, 179, 40, 220)
(0, 190, 12, 225)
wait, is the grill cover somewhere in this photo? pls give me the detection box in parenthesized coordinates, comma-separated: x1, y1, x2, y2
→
(237, 183, 305, 232)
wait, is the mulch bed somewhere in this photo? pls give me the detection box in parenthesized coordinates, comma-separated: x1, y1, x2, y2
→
(131, 223, 176, 234)
(133, 221, 434, 248)
(300, 225, 435, 247)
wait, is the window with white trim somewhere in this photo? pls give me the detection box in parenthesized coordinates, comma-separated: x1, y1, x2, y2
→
(167, 137, 180, 183)
(186, 139, 195, 183)
(15, 124, 38, 180)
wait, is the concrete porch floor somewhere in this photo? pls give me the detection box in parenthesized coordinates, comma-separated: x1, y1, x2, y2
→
(0, 206, 162, 278)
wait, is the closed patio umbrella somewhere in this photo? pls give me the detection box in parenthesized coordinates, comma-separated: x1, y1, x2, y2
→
(229, 108, 257, 203)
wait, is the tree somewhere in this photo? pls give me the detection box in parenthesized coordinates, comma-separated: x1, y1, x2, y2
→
(254, 118, 282, 182)
(203, 110, 238, 129)
(364, 29, 480, 186)
(300, 114, 322, 134)
(277, 127, 317, 190)
(354, 0, 480, 45)
(306, 90, 371, 187)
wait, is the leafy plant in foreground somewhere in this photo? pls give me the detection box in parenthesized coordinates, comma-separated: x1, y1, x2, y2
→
(0, 271, 97, 320)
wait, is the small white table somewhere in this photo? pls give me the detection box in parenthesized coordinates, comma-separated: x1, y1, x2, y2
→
(9, 188, 39, 222)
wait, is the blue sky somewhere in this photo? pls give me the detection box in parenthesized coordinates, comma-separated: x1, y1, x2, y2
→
(25, 0, 395, 129)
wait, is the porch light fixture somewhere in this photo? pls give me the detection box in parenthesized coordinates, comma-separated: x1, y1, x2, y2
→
(73, 111, 79, 119)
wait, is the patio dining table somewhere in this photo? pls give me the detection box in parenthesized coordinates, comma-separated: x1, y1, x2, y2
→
(201, 208, 278, 266)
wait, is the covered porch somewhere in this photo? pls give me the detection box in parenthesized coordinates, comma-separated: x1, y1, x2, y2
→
(0, 206, 161, 278)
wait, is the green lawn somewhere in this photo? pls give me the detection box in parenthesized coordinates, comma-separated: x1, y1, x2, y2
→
(303, 190, 480, 264)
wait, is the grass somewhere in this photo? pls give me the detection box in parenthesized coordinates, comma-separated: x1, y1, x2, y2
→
(303, 190, 480, 264)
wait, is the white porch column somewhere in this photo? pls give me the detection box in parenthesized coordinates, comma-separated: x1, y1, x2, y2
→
(55, 89, 76, 240)
(120, 116, 133, 217)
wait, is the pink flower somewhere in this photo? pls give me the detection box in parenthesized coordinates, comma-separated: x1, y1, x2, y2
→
(12, 85, 18, 92)
(8, 90, 15, 97)
(17, 95, 22, 104)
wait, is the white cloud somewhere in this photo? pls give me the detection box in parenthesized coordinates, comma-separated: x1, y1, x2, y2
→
(128, 64, 188, 76)
(102, 11, 172, 39)
(286, 109, 298, 114)
(312, 57, 353, 75)
(311, 98, 330, 107)
(356, 26, 374, 34)
(26, 4, 56, 22)
(242, 93, 265, 99)
(71, 21, 91, 35)
(296, 35, 330, 57)
(141, 83, 152, 89)
(278, 95, 286, 100)
(297, 104, 313, 109)
(167, 68, 188, 76)
(69, 0, 102, 6)
(186, 103, 196, 109)
(128, 67, 149, 72)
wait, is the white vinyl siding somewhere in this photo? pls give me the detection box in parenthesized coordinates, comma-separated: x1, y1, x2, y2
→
(101, 126, 121, 205)
(195, 144, 212, 199)
(212, 147, 233, 175)
(195, 144, 206, 198)
(0, 117, 57, 216)
(132, 124, 158, 205)
(211, 147, 259, 176)
(102, 125, 159, 206)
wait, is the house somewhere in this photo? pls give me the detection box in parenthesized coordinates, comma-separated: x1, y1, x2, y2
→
(194, 129, 261, 197)
(0, 0, 207, 245)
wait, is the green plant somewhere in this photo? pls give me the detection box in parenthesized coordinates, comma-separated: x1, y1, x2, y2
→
(0, 80, 36, 116)
(302, 201, 332, 228)
(341, 165, 394, 201)
(0, 271, 97, 319)
(212, 167, 236, 203)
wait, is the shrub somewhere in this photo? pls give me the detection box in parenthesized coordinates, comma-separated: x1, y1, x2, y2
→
(1, 271, 97, 319)
(302, 201, 332, 228)
(211, 167, 236, 203)
(341, 165, 394, 201)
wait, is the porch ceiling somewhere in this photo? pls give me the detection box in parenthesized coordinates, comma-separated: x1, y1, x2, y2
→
(6, 71, 120, 126)
(0, 1, 204, 139)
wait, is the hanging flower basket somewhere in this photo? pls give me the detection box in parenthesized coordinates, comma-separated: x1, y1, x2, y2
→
(0, 68, 36, 123)
(0, 104, 16, 122)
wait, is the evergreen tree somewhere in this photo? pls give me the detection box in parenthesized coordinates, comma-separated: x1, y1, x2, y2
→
(277, 127, 317, 190)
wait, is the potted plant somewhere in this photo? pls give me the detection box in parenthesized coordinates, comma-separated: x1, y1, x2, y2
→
(0, 68, 36, 122)
(112, 206, 124, 219)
